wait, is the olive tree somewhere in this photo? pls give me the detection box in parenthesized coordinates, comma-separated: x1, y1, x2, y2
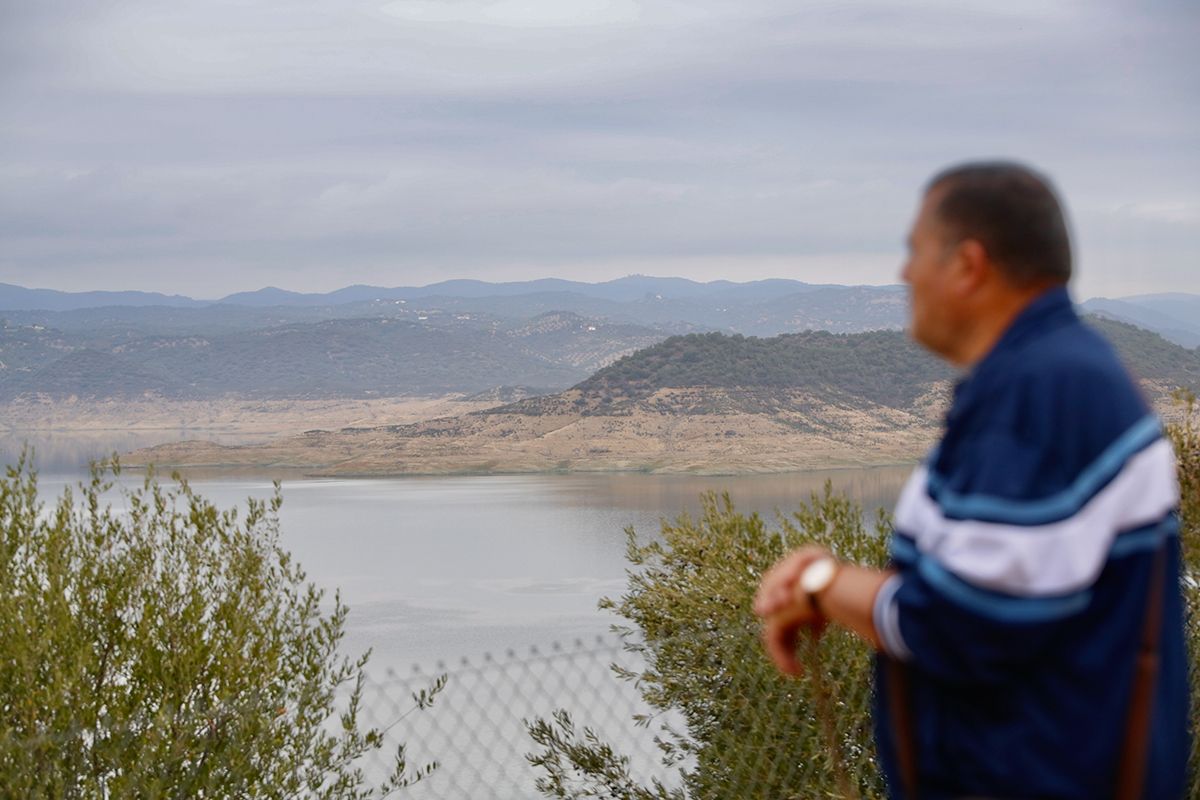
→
(1167, 392, 1200, 798)
(528, 487, 890, 800)
(0, 456, 439, 798)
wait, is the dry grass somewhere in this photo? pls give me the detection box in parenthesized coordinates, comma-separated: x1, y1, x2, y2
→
(121, 388, 941, 476)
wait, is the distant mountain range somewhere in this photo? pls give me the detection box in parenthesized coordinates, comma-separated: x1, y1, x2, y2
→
(1, 277, 833, 311)
(0, 312, 664, 401)
(0, 284, 206, 311)
(4, 279, 1196, 346)
(1079, 294, 1200, 349)
(2, 278, 1197, 404)
(2, 277, 904, 341)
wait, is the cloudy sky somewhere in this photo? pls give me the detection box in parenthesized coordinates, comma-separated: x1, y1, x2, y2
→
(1, 0, 1196, 299)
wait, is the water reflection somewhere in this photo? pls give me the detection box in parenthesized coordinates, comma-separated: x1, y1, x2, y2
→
(0, 430, 261, 475)
(540, 467, 913, 519)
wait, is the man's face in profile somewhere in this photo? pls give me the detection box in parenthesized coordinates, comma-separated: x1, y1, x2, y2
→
(901, 189, 960, 363)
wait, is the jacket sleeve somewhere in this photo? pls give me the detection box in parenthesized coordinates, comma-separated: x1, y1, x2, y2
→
(873, 412, 1178, 685)
(873, 548, 1086, 685)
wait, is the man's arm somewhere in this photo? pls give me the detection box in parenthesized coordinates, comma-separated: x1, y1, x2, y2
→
(754, 545, 894, 675)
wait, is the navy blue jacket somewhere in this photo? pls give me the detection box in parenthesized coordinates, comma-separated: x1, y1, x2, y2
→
(871, 287, 1189, 799)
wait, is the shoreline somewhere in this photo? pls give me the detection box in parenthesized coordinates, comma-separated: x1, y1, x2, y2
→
(119, 443, 926, 479)
(5, 395, 939, 479)
(116, 459, 923, 480)
(0, 396, 503, 436)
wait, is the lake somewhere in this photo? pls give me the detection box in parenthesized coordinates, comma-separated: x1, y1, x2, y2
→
(4, 431, 914, 670)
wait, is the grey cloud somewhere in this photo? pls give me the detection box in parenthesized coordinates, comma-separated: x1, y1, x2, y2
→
(0, 0, 1196, 297)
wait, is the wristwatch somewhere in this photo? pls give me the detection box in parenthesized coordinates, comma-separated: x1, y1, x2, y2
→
(798, 556, 839, 613)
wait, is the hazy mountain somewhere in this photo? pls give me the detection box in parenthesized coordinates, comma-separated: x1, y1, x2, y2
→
(215, 280, 590, 306)
(1, 276, 830, 313)
(0, 313, 667, 401)
(499, 312, 668, 372)
(734, 286, 907, 335)
(0, 283, 203, 312)
(0, 320, 78, 373)
(1120, 293, 1200, 323)
(3, 280, 1196, 380)
(398, 292, 638, 325)
(1, 304, 367, 341)
(212, 276, 829, 307)
(2, 349, 181, 400)
(0, 279, 906, 340)
(1086, 317, 1200, 388)
(1080, 297, 1200, 348)
(382, 285, 906, 335)
(215, 286, 316, 306)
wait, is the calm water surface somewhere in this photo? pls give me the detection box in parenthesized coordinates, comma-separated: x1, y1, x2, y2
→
(5, 432, 914, 670)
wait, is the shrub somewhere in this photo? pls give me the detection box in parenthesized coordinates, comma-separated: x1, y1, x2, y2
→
(528, 487, 890, 799)
(1167, 392, 1200, 798)
(0, 457, 438, 798)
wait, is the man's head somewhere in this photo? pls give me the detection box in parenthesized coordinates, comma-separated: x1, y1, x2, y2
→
(902, 161, 1073, 366)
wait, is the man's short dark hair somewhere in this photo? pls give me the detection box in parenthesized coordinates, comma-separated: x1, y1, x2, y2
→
(927, 161, 1072, 286)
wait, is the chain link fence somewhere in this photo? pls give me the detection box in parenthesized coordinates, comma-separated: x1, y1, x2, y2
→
(355, 636, 681, 800)
(351, 624, 881, 800)
(2, 629, 883, 799)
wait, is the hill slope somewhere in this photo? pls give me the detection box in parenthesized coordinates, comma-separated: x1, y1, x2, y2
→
(0, 314, 667, 401)
(127, 315, 1200, 475)
(1086, 317, 1200, 390)
(124, 327, 959, 474)
(1081, 298, 1200, 348)
(574, 329, 948, 408)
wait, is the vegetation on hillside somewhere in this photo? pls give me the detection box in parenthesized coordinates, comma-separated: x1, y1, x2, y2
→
(1088, 317, 1200, 389)
(570, 317, 1200, 411)
(4, 303, 1196, 412)
(578, 330, 951, 410)
(0, 316, 634, 400)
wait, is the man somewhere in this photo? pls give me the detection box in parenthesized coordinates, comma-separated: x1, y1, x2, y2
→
(754, 162, 1188, 799)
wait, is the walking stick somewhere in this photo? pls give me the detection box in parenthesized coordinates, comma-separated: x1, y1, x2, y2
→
(801, 632, 859, 800)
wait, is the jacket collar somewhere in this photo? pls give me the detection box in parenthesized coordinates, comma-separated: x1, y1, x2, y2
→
(945, 285, 1076, 427)
(968, 285, 1076, 380)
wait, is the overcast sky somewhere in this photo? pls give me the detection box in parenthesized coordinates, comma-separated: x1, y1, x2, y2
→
(1, 0, 1197, 299)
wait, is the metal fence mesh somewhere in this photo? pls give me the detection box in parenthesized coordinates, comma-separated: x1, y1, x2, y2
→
(356, 636, 682, 800)
(1, 632, 885, 799)
(349, 625, 883, 800)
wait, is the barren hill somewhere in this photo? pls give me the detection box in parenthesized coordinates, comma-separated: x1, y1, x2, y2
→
(127, 329, 954, 474)
(126, 318, 1200, 476)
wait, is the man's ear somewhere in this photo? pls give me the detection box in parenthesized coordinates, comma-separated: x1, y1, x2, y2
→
(951, 238, 990, 295)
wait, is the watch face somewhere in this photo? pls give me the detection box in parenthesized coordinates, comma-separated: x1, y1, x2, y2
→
(800, 558, 837, 595)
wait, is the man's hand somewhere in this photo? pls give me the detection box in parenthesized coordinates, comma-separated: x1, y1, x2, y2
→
(754, 545, 831, 618)
(756, 547, 894, 669)
(754, 546, 831, 675)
